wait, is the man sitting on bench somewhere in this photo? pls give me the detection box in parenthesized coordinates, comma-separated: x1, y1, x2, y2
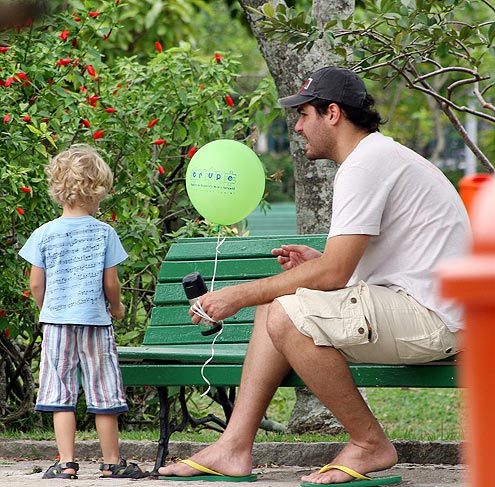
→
(158, 66, 470, 485)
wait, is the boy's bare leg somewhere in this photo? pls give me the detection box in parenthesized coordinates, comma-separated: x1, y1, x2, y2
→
(53, 411, 77, 474)
(158, 304, 291, 477)
(267, 301, 397, 484)
(96, 413, 120, 474)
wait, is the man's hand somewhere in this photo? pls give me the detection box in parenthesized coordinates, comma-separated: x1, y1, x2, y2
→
(189, 286, 241, 324)
(271, 244, 322, 270)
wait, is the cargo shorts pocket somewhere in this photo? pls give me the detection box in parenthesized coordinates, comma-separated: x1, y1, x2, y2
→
(395, 326, 459, 364)
(296, 283, 376, 348)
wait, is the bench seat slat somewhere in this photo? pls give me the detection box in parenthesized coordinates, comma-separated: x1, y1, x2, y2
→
(119, 362, 457, 388)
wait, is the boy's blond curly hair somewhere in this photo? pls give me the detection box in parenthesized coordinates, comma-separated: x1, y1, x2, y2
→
(46, 144, 113, 208)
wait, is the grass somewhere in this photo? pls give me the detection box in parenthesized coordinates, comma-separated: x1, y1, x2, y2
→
(1, 387, 463, 443)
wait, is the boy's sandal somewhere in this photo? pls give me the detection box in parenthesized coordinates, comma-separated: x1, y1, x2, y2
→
(42, 460, 80, 479)
(99, 458, 149, 479)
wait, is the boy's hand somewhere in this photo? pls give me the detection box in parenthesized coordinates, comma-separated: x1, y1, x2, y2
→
(109, 302, 126, 320)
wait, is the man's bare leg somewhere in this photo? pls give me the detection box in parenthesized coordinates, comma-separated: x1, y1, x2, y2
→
(158, 304, 292, 477)
(267, 301, 397, 484)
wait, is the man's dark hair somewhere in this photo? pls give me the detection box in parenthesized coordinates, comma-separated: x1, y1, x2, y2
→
(309, 95, 383, 133)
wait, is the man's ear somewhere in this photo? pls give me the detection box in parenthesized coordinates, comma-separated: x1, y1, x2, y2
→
(327, 103, 342, 124)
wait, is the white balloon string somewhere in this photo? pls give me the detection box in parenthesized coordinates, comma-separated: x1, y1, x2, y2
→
(200, 325, 223, 397)
(190, 300, 214, 323)
(210, 231, 226, 292)
(196, 229, 226, 397)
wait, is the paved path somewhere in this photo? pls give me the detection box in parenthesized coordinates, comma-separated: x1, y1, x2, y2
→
(0, 459, 464, 486)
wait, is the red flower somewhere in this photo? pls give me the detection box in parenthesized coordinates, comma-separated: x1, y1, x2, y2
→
(188, 146, 198, 158)
(60, 30, 69, 41)
(0, 309, 6, 318)
(16, 72, 27, 80)
(86, 64, 96, 77)
(155, 41, 163, 53)
(87, 95, 99, 106)
(214, 52, 224, 63)
(22, 115, 31, 123)
(16, 207, 24, 215)
(93, 130, 104, 140)
(88, 11, 100, 18)
(81, 119, 91, 128)
(21, 290, 30, 300)
(74, 16, 81, 22)
(20, 186, 31, 193)
(147, 118, 159, 128)
(5, 77, 15, 87)
(158, 164, 165, 175)
(225, 95, 234, 107)
(58, 58, 72, 66)
(0, 47, 9, 54)
(111, 212, 117, 221)
(104, 107, 116, 113)
(152, 139, 165, 145)
(3, 113, 10, 124)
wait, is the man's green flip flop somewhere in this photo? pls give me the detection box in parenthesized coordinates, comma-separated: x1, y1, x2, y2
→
(300, 464, 402, 487)
(158, 458, 257, 482)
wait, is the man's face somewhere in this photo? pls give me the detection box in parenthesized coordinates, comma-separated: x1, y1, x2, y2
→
(294, 103, 334, 161)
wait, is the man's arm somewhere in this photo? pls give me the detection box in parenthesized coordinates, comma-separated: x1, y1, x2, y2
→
(194, 234, 370, 323)
(103, 266, 126, 320)
(29, 265, 46, 309)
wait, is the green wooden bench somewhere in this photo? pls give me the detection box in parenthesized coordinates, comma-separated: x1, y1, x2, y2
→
(117, 234, 457, 473)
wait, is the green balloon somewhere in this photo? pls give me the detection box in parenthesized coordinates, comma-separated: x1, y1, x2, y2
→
(186, 140, 265, 225)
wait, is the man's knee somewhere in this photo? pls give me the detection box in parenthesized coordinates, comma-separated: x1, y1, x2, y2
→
(266, 300, 293, 351)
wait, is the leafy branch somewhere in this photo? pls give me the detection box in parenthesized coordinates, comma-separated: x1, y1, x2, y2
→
(253, 0, 495, 172)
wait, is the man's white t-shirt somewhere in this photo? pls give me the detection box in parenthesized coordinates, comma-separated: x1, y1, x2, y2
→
(329, 132, 471, 332)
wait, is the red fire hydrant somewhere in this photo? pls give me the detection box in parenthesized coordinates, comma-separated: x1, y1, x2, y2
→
(458, 173, 492, 219)
(438, 177, 495, 487)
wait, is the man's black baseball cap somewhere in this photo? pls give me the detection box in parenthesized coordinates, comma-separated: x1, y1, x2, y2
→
(278, 66, 367, 108)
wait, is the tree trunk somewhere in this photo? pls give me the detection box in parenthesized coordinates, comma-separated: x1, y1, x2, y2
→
(239, 0, 359, 434)
(240, 0, 354, 234)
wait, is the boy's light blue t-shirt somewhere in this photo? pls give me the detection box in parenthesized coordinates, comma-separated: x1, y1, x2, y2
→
(19, 216, 128, 326)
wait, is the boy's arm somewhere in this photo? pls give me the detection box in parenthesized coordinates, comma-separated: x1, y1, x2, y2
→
(29, 265, 45, 309)
(103, 266, 125, 320)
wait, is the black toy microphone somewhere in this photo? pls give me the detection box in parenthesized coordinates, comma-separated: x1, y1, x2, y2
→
(182, 272, 223, 336)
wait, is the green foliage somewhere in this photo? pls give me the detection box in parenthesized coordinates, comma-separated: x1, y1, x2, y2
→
(0, 0, 277, 427)
(63, 0, 212, 59)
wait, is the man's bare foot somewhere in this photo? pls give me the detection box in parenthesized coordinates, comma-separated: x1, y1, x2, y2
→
(158, 440, 252, 478)
(301, 439, 398, 484)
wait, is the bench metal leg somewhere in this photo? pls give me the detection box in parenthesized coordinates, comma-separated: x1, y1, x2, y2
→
(153, 385, 237, 474)
(154, 386, 173, 474)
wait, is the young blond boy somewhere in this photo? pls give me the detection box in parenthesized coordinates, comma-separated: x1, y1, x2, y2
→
(19, 144, 148, 479)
